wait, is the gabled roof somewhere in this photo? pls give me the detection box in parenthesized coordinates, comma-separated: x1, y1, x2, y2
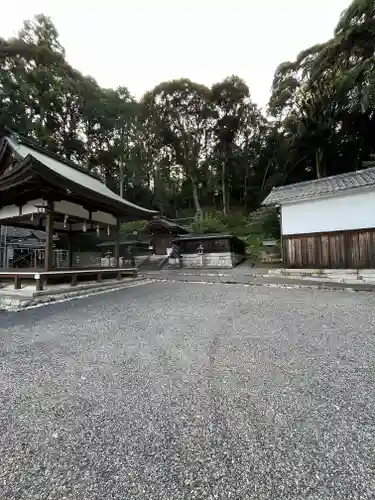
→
(0, 132, 158, 218)
(145, 217, 189, 234)
(262, 166, 375, 206)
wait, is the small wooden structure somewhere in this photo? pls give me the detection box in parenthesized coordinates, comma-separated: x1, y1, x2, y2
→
(172, 233, 246, 268)
(0, 131, 157, 286)
(263, 166, 375, 268)
(145, 218, 189, 255)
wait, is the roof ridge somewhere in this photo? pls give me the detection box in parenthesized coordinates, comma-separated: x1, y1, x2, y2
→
(263, 165, 375, 206)
(272, 165, 375, 192)
(6, 130, 102, 181)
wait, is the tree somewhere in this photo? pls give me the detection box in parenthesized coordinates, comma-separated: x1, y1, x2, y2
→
(142, 79, 217, 219)
(211, 76, 252, 214)
(3, 4, 375, 227)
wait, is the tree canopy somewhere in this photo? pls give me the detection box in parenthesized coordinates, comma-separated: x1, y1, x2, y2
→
(1, 2, 374, 220)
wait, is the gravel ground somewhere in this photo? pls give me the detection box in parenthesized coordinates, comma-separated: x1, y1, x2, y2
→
(1, 282, 375, 499)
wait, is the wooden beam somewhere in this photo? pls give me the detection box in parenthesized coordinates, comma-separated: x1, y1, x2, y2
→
(67, 231, 73, 268)
(114, 219, 120, 268)
(44, 209, 54, 272)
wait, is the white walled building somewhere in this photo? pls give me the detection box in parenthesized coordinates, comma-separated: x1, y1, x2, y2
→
(262, 168, 375, 269)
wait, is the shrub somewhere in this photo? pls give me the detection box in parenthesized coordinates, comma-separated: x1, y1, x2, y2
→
(189, 214, 227, 234)
(219, 213, 250, 237)
(120, 220, 147, 235)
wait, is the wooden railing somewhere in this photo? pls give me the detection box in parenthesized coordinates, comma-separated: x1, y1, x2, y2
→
(0, 267, 137, 291)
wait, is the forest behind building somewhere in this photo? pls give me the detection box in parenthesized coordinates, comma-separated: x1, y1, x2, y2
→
(0, 0, 374, 238)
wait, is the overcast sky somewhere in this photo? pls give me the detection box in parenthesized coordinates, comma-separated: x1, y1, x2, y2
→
(2, 0, 350, 110)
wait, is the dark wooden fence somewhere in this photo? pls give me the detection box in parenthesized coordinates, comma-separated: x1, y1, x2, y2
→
(283, 228, 375, 268)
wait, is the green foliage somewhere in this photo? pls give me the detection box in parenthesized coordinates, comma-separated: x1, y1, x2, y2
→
(189, 215, 227, 234)
(219, 213, 250, 237)
(249, 210, 280, 239)
(245, 233, 265, 260)
(245, 208, 280, 259)
(120, 220, 147, 235)
(1, 3, 375, 226)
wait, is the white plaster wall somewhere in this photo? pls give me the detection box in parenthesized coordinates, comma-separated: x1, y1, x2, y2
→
(0, 205, 18, 219)
(182, 252, 234, 268)
(22, 199, 47, 215)
(282, 189, 375, 235)
(54, 201, 117, 226)
(54, 201, 89, 220)
(91, 211, 117, 225)
(0, 199, 45, 220)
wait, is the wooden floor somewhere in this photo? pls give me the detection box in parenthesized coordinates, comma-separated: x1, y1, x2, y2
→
(0, 267, 137, 291)
(0, 266, 136, 274)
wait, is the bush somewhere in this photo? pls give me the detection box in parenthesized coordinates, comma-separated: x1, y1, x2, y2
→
(248, 208, 280, 239)
(189, 214, 227, 234)
(245, 233, 264, 259)
(120, 220, 147, 235)
(220, 213, 250, 237)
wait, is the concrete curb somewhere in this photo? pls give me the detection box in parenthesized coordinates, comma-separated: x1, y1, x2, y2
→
(0, 277, 151, 312)
(152, 277, 375, 293)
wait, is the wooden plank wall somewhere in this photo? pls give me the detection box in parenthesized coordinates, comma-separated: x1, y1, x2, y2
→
(283, 228, 375, 268)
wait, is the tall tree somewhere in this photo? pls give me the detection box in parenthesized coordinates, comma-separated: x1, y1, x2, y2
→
(211, 76, 251, 214)
(142, 79, 216, 218)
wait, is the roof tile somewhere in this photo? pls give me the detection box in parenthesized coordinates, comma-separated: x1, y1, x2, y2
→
(262, 167, 375, 205)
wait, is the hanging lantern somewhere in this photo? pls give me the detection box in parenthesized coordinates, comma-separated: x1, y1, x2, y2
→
(83, 220, 87, 233)
(31, 212, 34, 221)
(63, 214, 68, 228)
(96, 223, 100, 236)
(107, 225, 110, 236)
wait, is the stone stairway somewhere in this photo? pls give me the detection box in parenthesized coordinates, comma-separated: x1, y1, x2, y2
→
(137, 255, 169, 270)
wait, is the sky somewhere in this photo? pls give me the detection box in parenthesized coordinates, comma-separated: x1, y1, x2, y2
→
(1, 0, 351, 110)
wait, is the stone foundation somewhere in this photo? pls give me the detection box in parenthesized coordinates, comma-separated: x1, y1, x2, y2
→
(268, 268, 375, 284)
(173, 252, 244, 269)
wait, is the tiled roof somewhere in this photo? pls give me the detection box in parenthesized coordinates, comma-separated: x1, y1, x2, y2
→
(262, 166, 375, 205)
(0, 226, 44, 239)
(4, 133, 158, 217)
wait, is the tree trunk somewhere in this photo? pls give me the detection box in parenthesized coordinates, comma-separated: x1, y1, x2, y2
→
(315, 149, 326, 179)
(243, 164, 248, 211)
(222, 158, 228, 216)
(119, 162, 124, 198)
(191, 177, 202, 219)
(119, 127, 126, 198)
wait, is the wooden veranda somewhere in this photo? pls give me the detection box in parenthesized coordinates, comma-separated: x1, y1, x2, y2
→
(0, 131, 158, 281)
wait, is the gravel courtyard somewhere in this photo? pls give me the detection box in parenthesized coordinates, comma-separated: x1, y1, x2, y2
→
(1, 282, 375, 499)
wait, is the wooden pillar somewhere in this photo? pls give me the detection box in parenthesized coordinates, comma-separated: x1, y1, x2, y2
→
(279, 207, 284, 266)
(14, 274, 21, 290)
(44, 210, 54, 272)
(67, 231, 73, 269)
(114, 219, 120, 268)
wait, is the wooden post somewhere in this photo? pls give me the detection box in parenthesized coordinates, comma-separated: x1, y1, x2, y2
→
(44, 210, 54, 272)
(67, 231, 73, 269)
(35, 274, 44, 292)
(14, 274, 21, 290)
(279, 207, 284, 266)
(114, 219, 120, 268)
